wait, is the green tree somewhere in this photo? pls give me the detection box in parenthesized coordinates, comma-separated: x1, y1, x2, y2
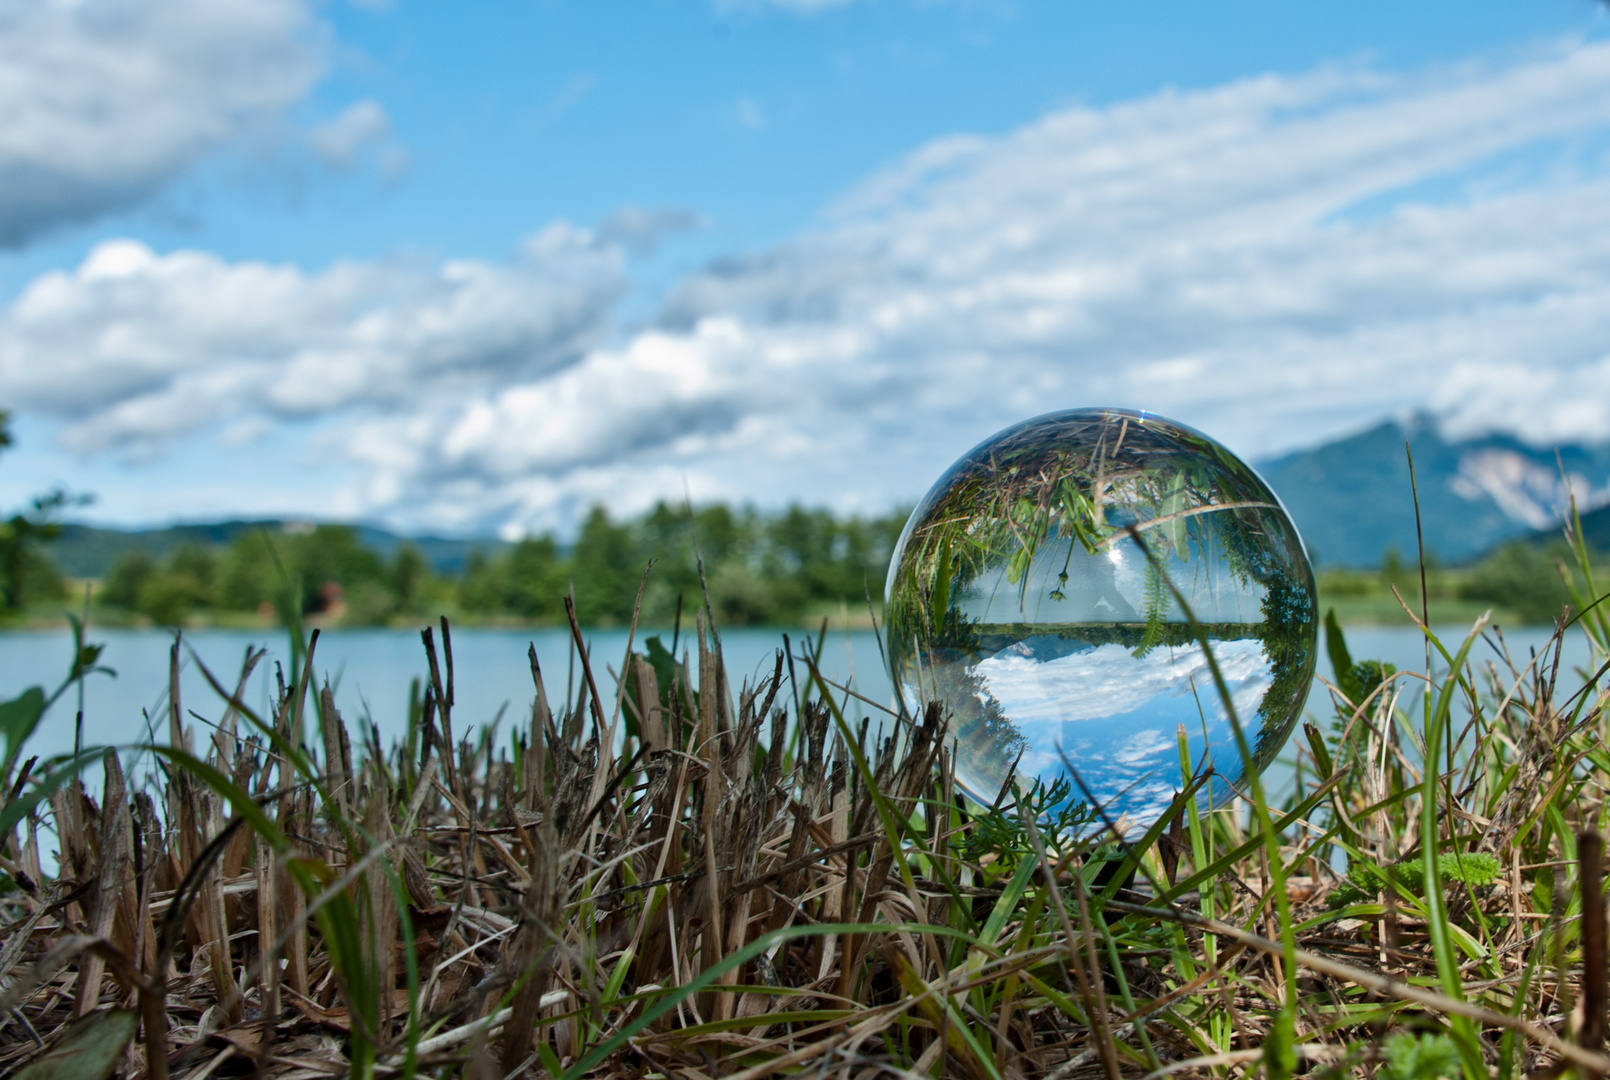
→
(1381, 546, 1409, 588)
(1461, 541, 1572, 624)
(102, 552, 157, 610)
(0, 411, 81, 613)
(136, 570, 207, 627)
(391, 543, 429, 614)
(691, 504, 746, 567)
(40, 493, 917, 626)
(102, 544, 219, 626)
(293, 526, 384, 614)
(167, 544, 218, 605)
(0, 506, 72, 613)
(12, 543, 66, 609)
(709, 560, 776, 624)
(570, 506, 639, 622)
(458, 549, 505, 614)
(218, 531, 281, 612)
(217, 525, 393, 620)
(504, 536, 564, 619)
(762, 505, 904, 612)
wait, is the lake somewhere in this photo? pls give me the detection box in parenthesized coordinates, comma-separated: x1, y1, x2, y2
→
(0, 624, 892, 765)
(0, 620, 1597, 783)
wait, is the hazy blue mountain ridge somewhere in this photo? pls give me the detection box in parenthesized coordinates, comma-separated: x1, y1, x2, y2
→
(1558, 503, 1610, 553)
(48, 520, 503, 580)
(1257, 417, 1610, 567)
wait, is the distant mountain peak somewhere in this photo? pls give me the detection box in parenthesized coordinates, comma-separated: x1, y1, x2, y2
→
(1448, 447, 1606, 530)
(1256, 417, 1610, 567)
(47, 519, 504, 579)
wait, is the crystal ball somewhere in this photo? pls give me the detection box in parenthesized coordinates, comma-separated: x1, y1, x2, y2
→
(885, 408, 1316, 835)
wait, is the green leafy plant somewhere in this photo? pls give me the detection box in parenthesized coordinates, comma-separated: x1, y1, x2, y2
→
(1381, 1031, 1463, 1080)
(1325, 607, 1397, 708)
(1328, 851, 1503, 909)
(960, 774, 1101, 869)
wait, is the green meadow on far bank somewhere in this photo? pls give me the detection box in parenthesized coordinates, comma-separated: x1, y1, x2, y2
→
(1315, 541, 1591, 626)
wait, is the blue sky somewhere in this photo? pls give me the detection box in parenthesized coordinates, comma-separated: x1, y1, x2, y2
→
(2, 0, 1609, 535)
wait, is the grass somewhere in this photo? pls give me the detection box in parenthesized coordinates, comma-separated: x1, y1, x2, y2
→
(1315, 564, 1536, 628)
(3, 535, 1610, 1079)
(1310, 593, 1502, 628)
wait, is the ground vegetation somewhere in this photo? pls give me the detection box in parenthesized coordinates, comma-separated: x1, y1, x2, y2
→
(4, 529, 1610, 1077)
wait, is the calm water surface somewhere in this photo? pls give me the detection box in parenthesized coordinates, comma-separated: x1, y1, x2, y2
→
(0, 622, 1596, 790)
(0, 625, 891, 764)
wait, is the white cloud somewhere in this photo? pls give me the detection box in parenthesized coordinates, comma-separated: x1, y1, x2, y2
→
(0, 225, 626, 458)
(16, 39, 1610, 532)
(957, 640, 1271, 833)
(0, 0, 322, 245)
(974, 639, 1270, 727)
(383, 39, 1610, 532)
(308, 100, 394, 171)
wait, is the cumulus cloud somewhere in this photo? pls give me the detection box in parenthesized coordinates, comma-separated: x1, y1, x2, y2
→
(0, 225, 626, 456)
(366, 39, 1610, 532)
(15, 39, 1610, 532)
(975, 639, 1271, 728)
(0, 0, 322, 245)
(645, 44, 1610, 462)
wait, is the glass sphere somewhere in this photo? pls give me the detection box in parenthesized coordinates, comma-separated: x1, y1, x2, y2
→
(885, 408, 1316, 835)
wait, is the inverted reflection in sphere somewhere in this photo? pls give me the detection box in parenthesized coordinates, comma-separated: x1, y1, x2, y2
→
(884, 408, 1317, 835)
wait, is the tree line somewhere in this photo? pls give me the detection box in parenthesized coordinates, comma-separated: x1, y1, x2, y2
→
(41, 517, 1600, 630)
(23, 502, 910, 628)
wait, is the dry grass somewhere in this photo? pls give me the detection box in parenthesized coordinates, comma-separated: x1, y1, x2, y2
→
(4, 566, 1610, 1080)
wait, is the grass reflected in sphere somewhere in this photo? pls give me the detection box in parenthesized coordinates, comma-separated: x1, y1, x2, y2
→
(884, 408, 1317, 835)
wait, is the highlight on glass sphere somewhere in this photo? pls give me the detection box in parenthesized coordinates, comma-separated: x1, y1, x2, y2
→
(884, 407, 1317, 836)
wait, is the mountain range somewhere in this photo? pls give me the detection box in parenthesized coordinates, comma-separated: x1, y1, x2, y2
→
(46, 520, 501, 580)
(1256, 416, 1610, 567)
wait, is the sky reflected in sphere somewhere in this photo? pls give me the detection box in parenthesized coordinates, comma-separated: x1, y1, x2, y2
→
(885, 408, 1317, 835)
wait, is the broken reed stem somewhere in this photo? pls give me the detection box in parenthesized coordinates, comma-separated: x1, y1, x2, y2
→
(1584, 830, 1607, 1060)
